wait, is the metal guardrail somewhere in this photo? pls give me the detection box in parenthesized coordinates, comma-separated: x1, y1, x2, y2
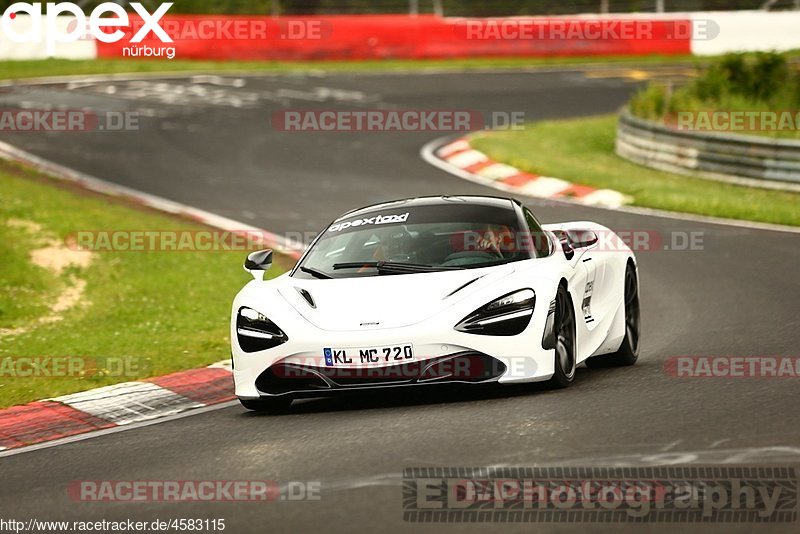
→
(616, 110, 800, 190)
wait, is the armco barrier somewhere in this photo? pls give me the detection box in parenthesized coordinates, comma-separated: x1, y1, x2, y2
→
(616, 110, 800, 190)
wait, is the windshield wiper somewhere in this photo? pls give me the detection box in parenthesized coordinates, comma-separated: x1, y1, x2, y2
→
(332, 262, 464, 274)
(299, 266, 333, 280)
(333, 262, 382, 270)
(460, 258, 521, 270)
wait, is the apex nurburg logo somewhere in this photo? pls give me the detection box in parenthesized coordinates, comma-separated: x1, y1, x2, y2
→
(1, 1, 174, 57)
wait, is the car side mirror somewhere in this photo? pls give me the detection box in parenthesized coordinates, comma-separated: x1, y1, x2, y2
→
(555, 233, 574, 261)
(567, 230, 598, 249)
(244, 249, 273, 280)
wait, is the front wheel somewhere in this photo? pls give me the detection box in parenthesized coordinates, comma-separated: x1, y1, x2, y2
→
(239, 396, 293, 413)
(549, 285, 576, 388)
(587, 263, 640, 368)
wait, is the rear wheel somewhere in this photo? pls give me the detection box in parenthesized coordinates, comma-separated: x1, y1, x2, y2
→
(239, 396, 293, 413)
(549, 285, 576, 388)
(587, 264, 640, 368)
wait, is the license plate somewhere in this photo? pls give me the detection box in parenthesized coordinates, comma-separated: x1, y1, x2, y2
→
(324, 344, 414, 366)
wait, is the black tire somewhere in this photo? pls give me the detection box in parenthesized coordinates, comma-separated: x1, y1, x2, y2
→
(239, 396, 293, 413)
(586, 263, 640, 368)
(549, 284, 577, 388)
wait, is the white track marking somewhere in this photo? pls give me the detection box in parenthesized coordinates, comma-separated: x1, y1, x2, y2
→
(209, 360, 233, 371)
(517, 176, 571, 197)
(189, 75, 246, 87)
(445, 149, 487, 168)
(476, 163, 521, 180)
(660, 439, 682, 452)
(53, 382, 202, 426)
(436, 139, 470, 158)
(580, 189, 632, 209)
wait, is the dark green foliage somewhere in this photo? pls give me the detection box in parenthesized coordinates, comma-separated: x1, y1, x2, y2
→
(630, 52, 800, 137)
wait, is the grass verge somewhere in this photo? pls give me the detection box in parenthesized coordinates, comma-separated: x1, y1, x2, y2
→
(0, 162, 289, 409)
(470, 114, 800, 226)
(0, 55, 696, 81)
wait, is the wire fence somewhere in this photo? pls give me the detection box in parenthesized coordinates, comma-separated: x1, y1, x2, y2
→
(2, 0, 799, 16)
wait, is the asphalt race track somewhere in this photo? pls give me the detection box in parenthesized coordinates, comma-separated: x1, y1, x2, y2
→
(1, 69, 799, 533)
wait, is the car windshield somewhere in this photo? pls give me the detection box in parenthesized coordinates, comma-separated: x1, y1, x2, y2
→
(293, 202, 544, 279)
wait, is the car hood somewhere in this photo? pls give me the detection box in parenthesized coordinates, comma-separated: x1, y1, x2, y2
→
(274, 265, 516, 332)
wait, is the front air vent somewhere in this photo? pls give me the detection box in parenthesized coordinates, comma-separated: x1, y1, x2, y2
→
(296, 287, 316, 309)
(444, 276, 483, 299)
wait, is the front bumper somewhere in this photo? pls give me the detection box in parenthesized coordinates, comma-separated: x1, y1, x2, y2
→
(231, 304, 558, 399)
(252, 351, 507, 396)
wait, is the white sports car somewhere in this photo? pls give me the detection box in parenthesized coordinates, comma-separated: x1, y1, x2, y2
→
(231, 196, 640, 411)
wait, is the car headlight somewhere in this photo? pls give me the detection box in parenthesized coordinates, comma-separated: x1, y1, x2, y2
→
(455, 289, 535, 336)
(236, 307, 288, 353)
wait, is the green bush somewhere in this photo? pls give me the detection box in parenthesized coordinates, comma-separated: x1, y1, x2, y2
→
(629, 52, 800, 138)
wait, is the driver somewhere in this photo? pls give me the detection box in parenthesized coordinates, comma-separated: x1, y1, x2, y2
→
(373, 228, 416, 263)
(474, 224, 513, 258)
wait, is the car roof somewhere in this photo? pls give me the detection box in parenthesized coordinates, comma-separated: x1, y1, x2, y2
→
(335, 195, 520, 222)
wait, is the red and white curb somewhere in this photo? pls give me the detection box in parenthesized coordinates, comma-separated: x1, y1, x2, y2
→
(0, 364, 233, 451)
(0, 140, 305, 452)
(427, 137, 632, 209)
